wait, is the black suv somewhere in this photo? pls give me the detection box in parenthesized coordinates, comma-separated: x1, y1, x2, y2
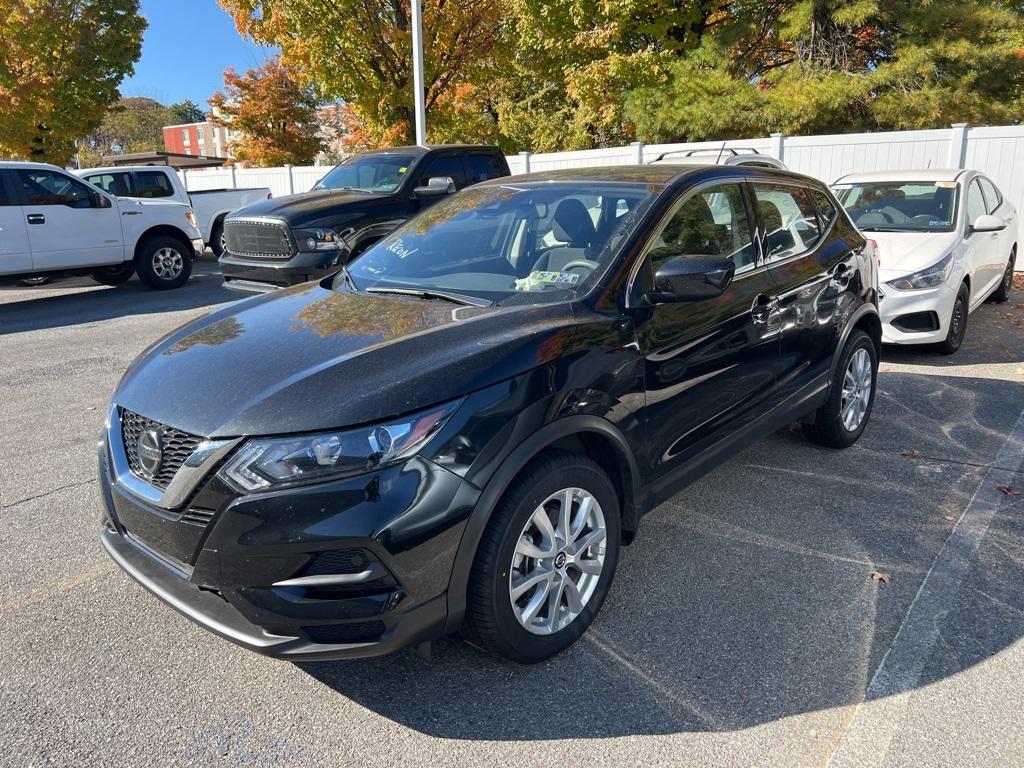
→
(219, 144, 510, 293)
(100, 165, 879, 663)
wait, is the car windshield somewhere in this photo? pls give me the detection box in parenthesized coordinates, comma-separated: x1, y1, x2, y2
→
(832, 181, 958, 232)
(313, 153, 420, 193)
(341, 182, 659, 305)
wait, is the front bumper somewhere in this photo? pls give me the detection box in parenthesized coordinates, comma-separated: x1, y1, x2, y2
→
(191, 238, 205, 258)
(878, 278, 958, 345)
(218, 251, 342, 294)
(99, 428, 479, 660)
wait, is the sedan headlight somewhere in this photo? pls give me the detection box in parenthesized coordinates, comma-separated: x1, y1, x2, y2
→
(886, 253, 953, 291)
(293, 227, 343, 252)
(219, 400, 460, 492)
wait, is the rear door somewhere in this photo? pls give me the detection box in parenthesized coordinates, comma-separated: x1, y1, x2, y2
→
(635, 180, 781, 486)
(977, 175, 1014, 291)
(751, 180, 853, 401)
(0, 170, 31, 274)
(963, 177, 999, 304)
(18, 167, 124, 269)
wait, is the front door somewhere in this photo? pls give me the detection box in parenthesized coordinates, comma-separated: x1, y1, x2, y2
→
(17, 168, 124, 270)
(0, 171, 31, 274)
(634, 181, 781, 487)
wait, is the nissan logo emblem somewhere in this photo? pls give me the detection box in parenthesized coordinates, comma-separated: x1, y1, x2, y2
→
(136, 427, 163, 478)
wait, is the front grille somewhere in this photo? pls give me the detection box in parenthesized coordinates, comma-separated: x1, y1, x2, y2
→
(302, 621, 385, 645)
(119, 408, 202, 490)
(224, 219, 295, 260)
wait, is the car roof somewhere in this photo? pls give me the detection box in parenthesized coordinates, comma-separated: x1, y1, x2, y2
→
(79, 166, 175, 174)
(0, 160, 67, 172)
(483, 164, 822, 189)
(834, 168, 972, 184)
(356, 144, 503, 157)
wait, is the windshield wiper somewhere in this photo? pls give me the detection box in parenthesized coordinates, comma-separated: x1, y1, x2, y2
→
(365, 286, 492, 307)
(336, 266, 358, 293)
(857, 226, 904, 232)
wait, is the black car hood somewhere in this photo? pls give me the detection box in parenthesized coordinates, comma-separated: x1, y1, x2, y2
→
(115, 284, 577, 438)
(229, 188, 389, 227)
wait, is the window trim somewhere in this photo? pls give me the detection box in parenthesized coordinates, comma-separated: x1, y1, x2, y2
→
(624, 178, 762, 309)
(977, 175, 1002, 215)
(748, 180, 832, 267)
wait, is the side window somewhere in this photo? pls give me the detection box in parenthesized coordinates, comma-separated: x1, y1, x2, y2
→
(966, 180, 987, 226)
(752, 183, 821, 261)
(131, 171, 174, 198)
(85, 173, 130, 196)
(812, 189, 838, 229)
(978, 177, 1001, 214)
(418, 155, 467, 189)
(649, 183, 755, 273)
(19, 169, 95, 207)
(465, 154, 504, 184)
(0, 172, 19, 206)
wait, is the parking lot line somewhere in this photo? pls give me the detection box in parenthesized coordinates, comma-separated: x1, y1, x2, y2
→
(828, 404, 1024, 766)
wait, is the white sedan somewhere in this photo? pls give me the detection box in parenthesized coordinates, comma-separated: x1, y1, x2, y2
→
(832, 169, 1017, 354)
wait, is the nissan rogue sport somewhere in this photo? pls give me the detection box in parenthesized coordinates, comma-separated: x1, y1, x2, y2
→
(99, 165, 880, 663)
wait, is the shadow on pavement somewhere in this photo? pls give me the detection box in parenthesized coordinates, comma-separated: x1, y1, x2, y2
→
(0, 264, 237, 336)
(299, 372, 1024, 740)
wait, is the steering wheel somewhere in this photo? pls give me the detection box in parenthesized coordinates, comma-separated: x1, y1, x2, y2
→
(560, 259, 600, 274)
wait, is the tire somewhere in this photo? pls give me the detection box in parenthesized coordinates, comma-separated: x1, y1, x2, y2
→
(210, 220, 226, 257)
(990, 247, 1016, 303)
(463, 451, 621, 663)
(89, 262, 135, 286)
(19, 275, 51, 286)
(134, 236, 192, 290)
(937, 282, 969, 355)
(802, 329, 877, 449)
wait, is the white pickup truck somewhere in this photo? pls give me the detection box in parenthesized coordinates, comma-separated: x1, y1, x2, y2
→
(79, 165, 271, 256)
(1, 161, 204, 289)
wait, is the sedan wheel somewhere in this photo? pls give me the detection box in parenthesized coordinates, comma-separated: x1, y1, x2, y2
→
(840, 348, 872, 432)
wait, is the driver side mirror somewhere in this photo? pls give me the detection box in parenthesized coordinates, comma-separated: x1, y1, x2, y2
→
(970, 213, 1005, 233)
(90, 191, 112, 209)
(643, 255, 735, 304)
(413, 176, 456, 198)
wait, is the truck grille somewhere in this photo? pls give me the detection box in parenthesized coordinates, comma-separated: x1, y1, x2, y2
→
(224, 219, 295, 260)
(119, 408, 202, 490)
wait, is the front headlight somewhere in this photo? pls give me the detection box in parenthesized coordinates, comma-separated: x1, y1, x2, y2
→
(218, 400, 460, 492)
(886, 253, 954, 290)
(293, 227, 343, 252)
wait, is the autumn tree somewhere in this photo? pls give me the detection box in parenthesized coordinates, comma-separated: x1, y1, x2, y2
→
(626, 0, 1024, 142)
(78, 96, 175, 166)
(216, 0, 504, 146)
(0, 0, 145, 163)
(208, 56, 323, 166)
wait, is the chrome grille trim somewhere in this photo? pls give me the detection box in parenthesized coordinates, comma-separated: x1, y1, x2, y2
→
(120, 408, 201, 489)
(224, 217, 295, 260)
(107, 404, 243, 511)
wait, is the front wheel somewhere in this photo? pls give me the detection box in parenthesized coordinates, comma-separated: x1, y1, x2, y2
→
(937, 283, 969, 355)
(464, 452, 621, 663)
(210, 220, 226, 257)
(990, 248, 1015, 303)
(89, 262, 135, 286)
(134, 236, 192, 290)
(802, 329, 877, 449)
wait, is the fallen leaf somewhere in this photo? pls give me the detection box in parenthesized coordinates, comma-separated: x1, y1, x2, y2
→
(944, 515, 955, 521)
(902, 449, 923, 459)
(996, 484, 1021, 496)
(870, 571, 892, 584)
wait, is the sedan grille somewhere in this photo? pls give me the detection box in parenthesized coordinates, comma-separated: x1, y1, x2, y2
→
(119, 408, 202, 490)
(224, 219, 295, 260)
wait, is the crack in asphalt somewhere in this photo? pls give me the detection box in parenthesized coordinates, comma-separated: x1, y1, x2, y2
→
(1, 478, 98, 511)
(903, 452, 1024, 475)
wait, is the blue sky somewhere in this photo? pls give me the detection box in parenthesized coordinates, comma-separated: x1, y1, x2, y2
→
(121, 0, 277, 108)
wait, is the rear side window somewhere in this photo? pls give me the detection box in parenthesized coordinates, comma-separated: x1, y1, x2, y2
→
(978, 177, 1002, 214)
(132, 171, 175, 198)
(752, 184, 822, 260)
(0, 172, 17, 206)
(812, 189, 837, 229)
(19, 169, 94, 207)
(465, 154, 505, 184)
(418, 155, 467, 189)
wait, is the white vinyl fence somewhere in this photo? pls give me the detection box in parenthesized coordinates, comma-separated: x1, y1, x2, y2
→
(179, 123, 1024, 265)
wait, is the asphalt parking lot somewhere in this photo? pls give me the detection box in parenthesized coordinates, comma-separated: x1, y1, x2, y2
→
(1, 261, 1022, 767)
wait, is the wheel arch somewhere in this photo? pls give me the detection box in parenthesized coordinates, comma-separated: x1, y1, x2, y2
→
(133, 225, 194, 261)
(443, 414, 643, 634)
(831, 303, 881, 381)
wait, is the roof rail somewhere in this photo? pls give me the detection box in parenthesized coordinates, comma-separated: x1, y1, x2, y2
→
(649, 147, 762, 163)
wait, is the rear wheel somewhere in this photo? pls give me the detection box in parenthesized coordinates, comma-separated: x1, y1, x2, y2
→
(210, 220, 226, 257)
(18, 275, 51, 286)
(802, 329, 877, 449)
(937, 283, 969, 355)
(135, 236, 192, 290)
(464, 452, 620, 663)
(89, 262, 135, 286)
(990, 247, 1015, 303)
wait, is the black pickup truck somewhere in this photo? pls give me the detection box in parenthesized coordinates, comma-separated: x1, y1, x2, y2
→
(219, 144, 510, 293)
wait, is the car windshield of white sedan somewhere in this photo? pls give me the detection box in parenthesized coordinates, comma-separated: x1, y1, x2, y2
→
(313, 153, 420, 193)
(832, 182, 958, 232)
(343, 183, 658, 305)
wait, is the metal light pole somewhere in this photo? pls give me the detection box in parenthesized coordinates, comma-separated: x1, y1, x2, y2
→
(411, 0, 427, 146)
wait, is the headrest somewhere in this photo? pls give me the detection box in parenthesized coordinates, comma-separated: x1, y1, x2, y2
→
(551, 199, 595, 247)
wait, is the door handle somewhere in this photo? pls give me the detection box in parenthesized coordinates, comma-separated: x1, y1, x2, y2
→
(831, 262, 853, 286)
(26, 213, 45, 224)
(751, 294, 779, 324)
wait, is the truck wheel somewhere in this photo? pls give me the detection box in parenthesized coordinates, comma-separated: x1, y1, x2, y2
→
(89, 262, 135, 286)
(19, 275, 51, 286)
(135, 236, 192, 290)
(210, 220, 226, 257)
(463, 452, 621, 663)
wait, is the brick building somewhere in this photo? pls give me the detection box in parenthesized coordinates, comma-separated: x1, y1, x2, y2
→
(161, 121, 233, 160)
